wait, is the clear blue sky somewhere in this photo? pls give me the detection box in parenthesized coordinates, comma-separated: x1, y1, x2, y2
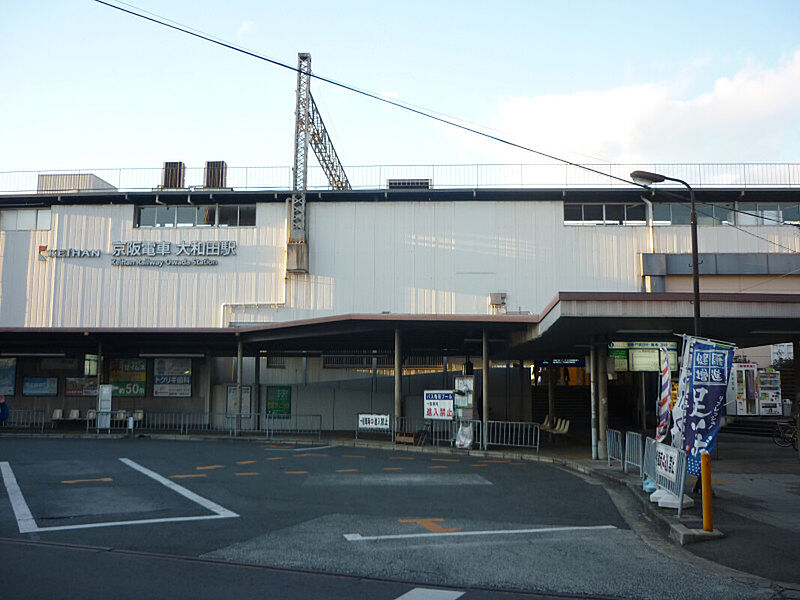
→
(2, 0, 799, 171)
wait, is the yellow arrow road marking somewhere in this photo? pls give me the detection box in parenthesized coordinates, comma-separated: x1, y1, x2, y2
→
(236, 461, 256, 465)
(196, 465, 224, 471)
(169, 474, 207, 479)
(235, 472, 259, 476)
(61, 477, 112, 484)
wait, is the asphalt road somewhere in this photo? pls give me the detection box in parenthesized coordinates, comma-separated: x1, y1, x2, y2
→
(0, 438, 779, 599)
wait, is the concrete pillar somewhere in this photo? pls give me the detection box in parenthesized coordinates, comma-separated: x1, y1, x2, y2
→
(598, 352, 609, 460)
(97, 341, 104, 385)
(254, 354, 261, 418)
(394, 329, 402, 420)
(547, 364, 556, 418)
(482, 329, 489, 434)
(443, 356, 448, 388)
(236, 340, 243, 416)
(518, 361, 526, 421)
(590, 346, 598, 460)
(640, 372, 648, 434)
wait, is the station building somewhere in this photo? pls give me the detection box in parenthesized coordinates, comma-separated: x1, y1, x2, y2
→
(1, 164, 799, 445)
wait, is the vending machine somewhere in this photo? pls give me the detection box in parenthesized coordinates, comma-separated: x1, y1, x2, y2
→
(727, 363, 759, 416)
(757, 369, 782, 416)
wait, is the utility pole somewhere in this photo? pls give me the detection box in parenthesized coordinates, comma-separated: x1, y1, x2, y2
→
(288, 53, 350, 274)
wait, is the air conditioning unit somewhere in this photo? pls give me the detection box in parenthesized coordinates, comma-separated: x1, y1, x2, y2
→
(489, 292, 507, 307)
(161, 162, 186, 189)
(387, 178, 431, 190)
(204, 161, 227, 189)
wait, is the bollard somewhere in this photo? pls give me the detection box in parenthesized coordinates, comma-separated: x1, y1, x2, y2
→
(701, 450, 713, 532)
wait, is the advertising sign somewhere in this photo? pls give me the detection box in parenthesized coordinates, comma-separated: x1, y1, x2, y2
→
(266, 386, 291, 418)
(22, 377, 58, 396)
(681, 337, 736, 476)
(358, 414, 390, 431)
(153, 358, 192, 397)
(65, 377, 98, 397)
(226, 385, 252, 414)
(453, 375, 474, 420)
(0, 358, 16, 395)
(424, 390, 454, 420)
(655, 442, 679, 483)
(109, 358, 147, 397)
(609, 342, 678, 372)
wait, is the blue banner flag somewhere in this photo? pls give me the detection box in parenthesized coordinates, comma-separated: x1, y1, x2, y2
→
(682, 339, 736, 476)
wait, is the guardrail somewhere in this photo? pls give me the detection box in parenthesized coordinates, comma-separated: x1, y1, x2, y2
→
(485, 420, 540, 453)
(3, 162, 798, 195)
(643, 436, 689, 517)
(624, 431, 644, 475)
(606, 428, 623, 468)
(0, 409, 46, 432)
(265, 413, 322, 439)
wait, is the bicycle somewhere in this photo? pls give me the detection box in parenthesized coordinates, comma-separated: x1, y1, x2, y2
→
(772, 420, 798, 451)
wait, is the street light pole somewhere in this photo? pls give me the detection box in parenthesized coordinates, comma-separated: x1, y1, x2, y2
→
(630, 171, 701, 337)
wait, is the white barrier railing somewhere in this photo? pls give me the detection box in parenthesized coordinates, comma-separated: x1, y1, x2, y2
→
(606, 428, 623, 468)
(0, 409, 46, 432)
(643, 437, 689, 517)
(485, 420, 540, 453)
(624, 431, 644, 475)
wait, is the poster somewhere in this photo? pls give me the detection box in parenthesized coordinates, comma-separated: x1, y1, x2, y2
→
(23, 377, 58, 396)
(226, 385, 252, 414)
(266, 386, 291, 418)
(0, 358, 16, 395)
(153, 358, 192, 397)
(358, 414, 390, 430)
(65, 377, 98, 397)
(109, 358, 146, 397)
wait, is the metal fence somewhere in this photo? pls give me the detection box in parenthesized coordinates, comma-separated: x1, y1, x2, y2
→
(606, 428, 623, 468)
(3, 162, 799, 195)
(643, 437, 689, 517)
(485, 420, 540, 453)
(0, 409, 46, 432)
(624, 431, 644, 475)
(264, 414, 322, 439)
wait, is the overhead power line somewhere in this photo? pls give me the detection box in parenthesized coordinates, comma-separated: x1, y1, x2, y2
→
(94, 0, 644, 189)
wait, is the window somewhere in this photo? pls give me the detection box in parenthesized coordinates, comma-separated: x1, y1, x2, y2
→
(624, 203, 646, 224)
(671, 204, 691, 225)
(563, 204, 582, 222)
(563, 202, 647, 225)
(582, 204, 603, 223)
(652, 204, 671, 225)
(84, 354, 98, 377)
(0, 209, 51, 231)
(265, 356, 286, 369)
(135, 204, 255, 228)
(782, 204, 800, 224)
(604, 204, 624, 225)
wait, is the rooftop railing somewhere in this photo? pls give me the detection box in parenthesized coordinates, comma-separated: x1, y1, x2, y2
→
(0, 162, 798, 195)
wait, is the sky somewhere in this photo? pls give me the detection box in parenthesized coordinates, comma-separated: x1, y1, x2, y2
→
(2, 0, 800, 177)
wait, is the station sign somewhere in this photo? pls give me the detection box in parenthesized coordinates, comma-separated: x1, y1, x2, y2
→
(36, 241, 238, 268)
(424, 390, 454, 420)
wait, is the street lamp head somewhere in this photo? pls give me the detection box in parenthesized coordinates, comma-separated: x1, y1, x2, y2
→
(630, 170, 666, 185)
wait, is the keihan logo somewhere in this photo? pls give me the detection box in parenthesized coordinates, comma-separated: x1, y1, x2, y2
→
(38, 245, 48, 262)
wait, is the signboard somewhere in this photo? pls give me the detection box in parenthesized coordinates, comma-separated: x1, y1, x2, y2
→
(22, 377, 58, 396)
(97, 384, 113, 429)
(534, 358, 586, 367)
(266, 386, 291, 418)
(609, 342, 678, 372)
(40, 358, 81, 371)
(226, 385, 252, 414)
(424, 390, 454, 420)
(0, 358, 16, 395)
(454, 375, 474, 420)
(65, 377, 98, 397)
(109, 358, 147, 397)
(153, 358, 192, 397)
(111, 240, 237, 268)
(358, 414, 390, 430)
(655, 442, 679, 483)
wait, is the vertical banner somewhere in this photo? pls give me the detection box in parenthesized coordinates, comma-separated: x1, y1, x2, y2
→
(670, 337, 696, 451)
(153, 358, 192, 397)
(0, 358, 16, 395)
(681, 337, 736, 476)
(656, 347, 670, 442)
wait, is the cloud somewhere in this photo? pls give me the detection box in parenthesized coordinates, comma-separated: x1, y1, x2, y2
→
(483, 50, 800, 164)
(236, 20, 256, 42)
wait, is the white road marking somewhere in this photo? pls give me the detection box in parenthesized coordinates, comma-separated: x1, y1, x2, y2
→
(394, 588, 464, 600)
(292, 445, 335, 452)
(119, 458, 237, 518)
(0, 459, 238, 534)
(344, 524, 617, 542)
(0, 462, 38, 533)
(305, 474, 492, 486)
